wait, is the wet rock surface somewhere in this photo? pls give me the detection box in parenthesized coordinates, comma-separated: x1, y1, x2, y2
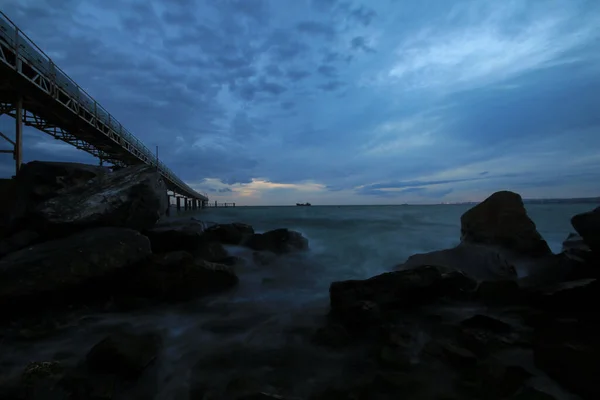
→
(460, 190, 552, 257)
(246, 228, 309, 254)
(30, 164, 168, 235)
(0, 227, 151, 311)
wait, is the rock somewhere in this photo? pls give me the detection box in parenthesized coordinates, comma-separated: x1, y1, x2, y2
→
(31, 164, 168, 236)
(86, 332, 161, 379)
(238, 394, 287, 400)
(253, 251, 278, 266)
(127, 251, 239, 302)
(457, 360, 532, 399)
(246, 228, 309, 254)
(527, 278, 599, 317)
(460, 315, 513, 334)
(562, 233, 594, 262)
(7, 161, 107, 231)
(511, 387, 557, 400)
(422, 339, 478, 368)
(400, 242, 518, 281)
(0, 227, 151, 311)
(455, 315, 526, 357)
(0, 229, 39, 258)
(460, 191, 551, 257)
(533, 318, 600, 400)
(194, 241, 229, 262)
(476, 279, 521, 306)
(203, 222, 255, 245)
(571, 207, 600, 253)
(217, 255, 245, 267)
(145, 218, 212, 253)
(312, 323, 352, 348)
(329, 265, 477, 328)
(0, 178, 16, 237)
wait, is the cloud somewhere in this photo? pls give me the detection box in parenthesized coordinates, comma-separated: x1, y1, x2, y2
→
(379, 0, 600, 92)
(295, 21, 336, 39)
(350, 36, 375, 53)
(1, 0, 598, 206)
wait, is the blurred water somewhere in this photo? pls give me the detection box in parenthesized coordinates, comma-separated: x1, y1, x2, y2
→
(0, 203, 594, 399)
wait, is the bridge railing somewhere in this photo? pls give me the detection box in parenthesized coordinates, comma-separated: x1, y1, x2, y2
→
(0, 11, 205, 200)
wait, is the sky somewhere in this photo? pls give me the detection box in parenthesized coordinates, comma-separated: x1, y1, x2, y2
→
(0, 0, 599, 205)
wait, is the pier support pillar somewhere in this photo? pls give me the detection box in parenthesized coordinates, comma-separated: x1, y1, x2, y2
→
(202, 200, 207, 209)
(15, 95, 23, 174)
(184, 198, 188, 210)
(176, 197, 181, 210)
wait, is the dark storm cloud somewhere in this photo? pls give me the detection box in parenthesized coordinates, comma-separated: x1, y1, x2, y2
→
(348, 5, 377, 26)
(318, 80, 345, 91)
(317, 65, 338, 78)
(286, 69, 311, 82)
(296, 21, 336, 39)
(350, 36, 375, 53)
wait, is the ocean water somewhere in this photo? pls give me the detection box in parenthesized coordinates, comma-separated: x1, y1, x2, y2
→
(1, 203, 595, 399)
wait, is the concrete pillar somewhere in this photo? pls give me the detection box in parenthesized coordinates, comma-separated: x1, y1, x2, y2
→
(184, 198, 188, 210)
(176, 197, 181, 210)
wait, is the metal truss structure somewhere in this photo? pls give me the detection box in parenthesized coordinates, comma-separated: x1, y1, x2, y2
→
(0, 11, 208, 203)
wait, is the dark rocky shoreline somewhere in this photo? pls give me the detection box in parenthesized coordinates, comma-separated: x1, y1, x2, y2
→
(0, 161, 598, 400)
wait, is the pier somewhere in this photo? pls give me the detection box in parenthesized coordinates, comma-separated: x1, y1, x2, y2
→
(0, 11, 208, 207)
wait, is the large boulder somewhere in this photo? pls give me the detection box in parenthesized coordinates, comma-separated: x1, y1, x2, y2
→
(203, 222, 255, 245)
(145, 218, 214, 253)
(246, 228, 309, 254)
(533, 319, 600, 400)
(399, 242, 517, 281)
(329, 265, 477, 330)
(0, 178, 16, 237)
(571, 207, 600, 254)
(126, 251, 239, 302)
(0, 229, 39, 258)
(86, 331, 162, 380)
(6, 161, 107, 231)
(0, 227, 151, 310)
(30, 164, 168, 235)
(460, 191, 551, 257)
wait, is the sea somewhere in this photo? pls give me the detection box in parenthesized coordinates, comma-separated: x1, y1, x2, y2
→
(1, 203, 595, 399)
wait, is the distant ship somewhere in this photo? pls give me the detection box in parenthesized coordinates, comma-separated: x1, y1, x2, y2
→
(296, 202, 312, 206)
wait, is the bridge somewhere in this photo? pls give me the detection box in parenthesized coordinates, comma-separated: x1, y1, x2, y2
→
(0, 11, 208, 210)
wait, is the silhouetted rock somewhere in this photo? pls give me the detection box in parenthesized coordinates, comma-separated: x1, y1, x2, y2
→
(460, 191, 551, 257)
(533, 318, 600, 400)
(571, 207, 600, 254)
(527, 278, 599, 317)
(145, 218, 213, 253)
(86, 332, 161, 380)
(31, 164, 167, 235)
(0, 227, 151, 311)
(126, 251, 238, 302)
(562, 233, 593, 262)
(246, 228, 309, 254)
(456, 360, 532, 399)
(400, 242, 518, 281)
(203, 222, 255, 245)
(6, 161, 107, 232)
(476, 279, 521, 306)
(0, 229, 39, 258)
(329, 265, 477, 329)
